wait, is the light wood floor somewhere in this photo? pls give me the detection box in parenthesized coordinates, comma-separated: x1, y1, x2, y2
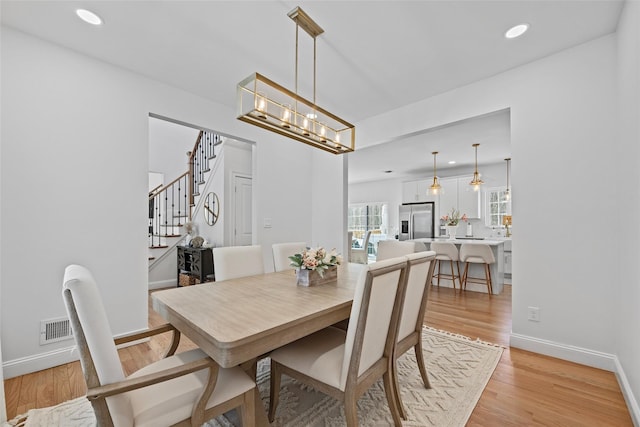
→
(4, 285, 634, 425)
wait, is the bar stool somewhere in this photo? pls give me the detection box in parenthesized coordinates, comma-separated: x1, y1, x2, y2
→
(459, 244, 495, 296)
(430, 242, 462, 291)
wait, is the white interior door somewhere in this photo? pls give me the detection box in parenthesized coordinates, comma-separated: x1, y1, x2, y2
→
(233, 175, 253, 246)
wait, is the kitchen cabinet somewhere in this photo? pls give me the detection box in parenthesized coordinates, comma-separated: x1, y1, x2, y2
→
(439, 176, 480, 219)
(402, 179, 436, 203)
(503, 239, 512, 283)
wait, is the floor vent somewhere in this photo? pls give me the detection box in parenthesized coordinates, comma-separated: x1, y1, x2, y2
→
(40, 317, 73, 345)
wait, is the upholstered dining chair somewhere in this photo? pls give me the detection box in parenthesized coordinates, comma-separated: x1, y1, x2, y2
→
(62, 264, 256, 427)
(390, 251, 436, 419)
(460, 243, 496, 296)
(350, 230, 372, 264)
(376, 240, 417, 261)
(268, 257, 409, 427)
(271, 242, 306, 272)
(212, 245, 264, 281)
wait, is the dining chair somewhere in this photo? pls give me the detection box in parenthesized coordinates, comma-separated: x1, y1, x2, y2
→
(376, 240, 417, 261)
(350, 230, 372, 264)
(62, 264, 256, 427)
(271, 242, 306, 272)
(212, 245, 264, 281)
(390, 251, 436, 419)
(460, 243, 496, 296)
(268, 256, 409, 427)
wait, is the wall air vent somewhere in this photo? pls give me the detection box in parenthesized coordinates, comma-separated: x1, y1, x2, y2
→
(40, 317, 73, 345)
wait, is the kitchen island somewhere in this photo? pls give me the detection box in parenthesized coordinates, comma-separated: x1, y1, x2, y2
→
(411, 238, 505, 295)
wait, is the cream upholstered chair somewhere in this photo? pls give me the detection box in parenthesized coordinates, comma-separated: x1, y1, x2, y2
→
(271, 242, 306, 272)
(268, 257, 409, 427)
(62, 264, 256, 427)
(390, 251, 436, 419)
(460, 243, 496, 296)
(213, 245, 264, 281)
(430, 241, 462, 291)
(350, 230, 372, 264)
(376, 240, 417, 261)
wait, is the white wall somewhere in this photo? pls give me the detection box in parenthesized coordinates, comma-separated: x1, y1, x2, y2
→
(1, 26, 345, 377)
(357, 35, 620, 367)
(148, 118, 200, 183)
(254, 137, 316, 271)
(614, 0, 640, 421)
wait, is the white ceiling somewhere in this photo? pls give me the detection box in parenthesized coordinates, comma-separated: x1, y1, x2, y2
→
(1, 0, 624, 183)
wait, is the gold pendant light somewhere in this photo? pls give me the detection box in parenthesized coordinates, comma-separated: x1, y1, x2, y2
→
(469, 143, 484, 191)
(236, 7, 355, 155)
(504, 157, 511, 200)
(428, 151, 442, 195)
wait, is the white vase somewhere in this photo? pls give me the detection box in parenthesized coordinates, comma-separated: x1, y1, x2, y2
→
(446, 225, 458, 240)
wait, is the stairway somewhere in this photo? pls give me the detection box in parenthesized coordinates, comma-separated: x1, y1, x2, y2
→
(148, 131, 222, 267)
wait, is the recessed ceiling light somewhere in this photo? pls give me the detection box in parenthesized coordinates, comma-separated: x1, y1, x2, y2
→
(505, 23, 529, 39)
(448, 160, 456, 165)
(76, 9, 103, 26)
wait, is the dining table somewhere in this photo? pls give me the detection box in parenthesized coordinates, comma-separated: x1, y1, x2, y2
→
(151, 262, 366, 425)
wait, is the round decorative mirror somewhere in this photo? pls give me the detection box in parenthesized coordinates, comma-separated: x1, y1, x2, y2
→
(204, 192, 219, 226)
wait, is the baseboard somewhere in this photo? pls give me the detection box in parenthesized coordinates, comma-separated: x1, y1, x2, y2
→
(510, 332, 640, 422)
(3, 329, 150, 379)
(614, 357, 640, 427)
(510, 332, 617, 371)
(3, 345, 79, 379)
(148, 278, 176, 290)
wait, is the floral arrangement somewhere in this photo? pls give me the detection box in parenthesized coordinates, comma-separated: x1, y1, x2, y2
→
(289, 247, 343, 277)
(441, 208, 468, 226)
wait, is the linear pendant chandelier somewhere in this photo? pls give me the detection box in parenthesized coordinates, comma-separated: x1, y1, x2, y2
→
(236, 7, 355, 155)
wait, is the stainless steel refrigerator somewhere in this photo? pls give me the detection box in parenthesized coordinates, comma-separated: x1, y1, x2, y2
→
(398, 202, 435, 240)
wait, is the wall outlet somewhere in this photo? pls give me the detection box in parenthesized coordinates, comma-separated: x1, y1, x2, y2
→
(263, 218, 272, 228)
(527, 306, 540, 322)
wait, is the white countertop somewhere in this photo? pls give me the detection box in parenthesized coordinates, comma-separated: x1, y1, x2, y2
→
(411, 237, 506, 246)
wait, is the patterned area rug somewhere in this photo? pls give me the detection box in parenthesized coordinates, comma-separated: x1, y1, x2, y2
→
(5, 327, 502, 427)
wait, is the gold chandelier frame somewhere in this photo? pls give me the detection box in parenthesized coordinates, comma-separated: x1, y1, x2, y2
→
(237, 7, 355, 155)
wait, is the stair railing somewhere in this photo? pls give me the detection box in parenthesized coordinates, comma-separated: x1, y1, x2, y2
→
(149, 130, 222, 249)
(148, 172, 191, 248)
(188, 131, 221, 206)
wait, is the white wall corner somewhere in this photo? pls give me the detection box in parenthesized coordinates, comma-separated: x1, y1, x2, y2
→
(510, 332, 617, 371)
(614, 357, 640, 427)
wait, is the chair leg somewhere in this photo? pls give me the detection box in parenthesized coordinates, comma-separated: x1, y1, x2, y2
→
(268, 360, 282, 422)
(456, 261, 462, 291)
(391, 359, 407, 420)
(486, 263, 493, 296)
(436, 260, 441, 287)
(462, 263, 469, 291)
(449, 260, 456, 291)
(382, 370, 403, 427)
(239, 388, 256, 427)
(344, 390, 360, 427)
(414, 341, 431, 389)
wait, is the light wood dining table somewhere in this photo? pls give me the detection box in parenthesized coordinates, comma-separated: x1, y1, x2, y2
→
(151, 262, 366, 426)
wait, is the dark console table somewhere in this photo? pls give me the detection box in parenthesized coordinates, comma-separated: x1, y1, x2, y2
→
(177, 246, 214, 286)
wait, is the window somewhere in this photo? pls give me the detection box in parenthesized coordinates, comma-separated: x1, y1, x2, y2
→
(485, 188, 510, 227)
(348, 203, 386, 234)
(348, 203, 387, 258)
